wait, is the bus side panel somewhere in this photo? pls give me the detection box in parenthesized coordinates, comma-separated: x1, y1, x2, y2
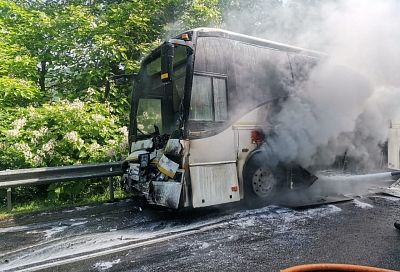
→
(188, 127, 239, 207)
(187, 104, 270, 206)
(188, 128, 236, 164)
(188, 35, 297, 207)
(190, 163, 240, 208)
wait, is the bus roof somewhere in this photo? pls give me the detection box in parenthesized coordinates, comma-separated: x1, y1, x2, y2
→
(189, 28, 325, 58)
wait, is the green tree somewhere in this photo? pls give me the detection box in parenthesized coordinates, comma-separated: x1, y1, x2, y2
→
(0, 0, 222, 207)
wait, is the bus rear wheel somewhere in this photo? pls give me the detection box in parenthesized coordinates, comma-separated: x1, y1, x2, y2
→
(243, 153, 283, 206)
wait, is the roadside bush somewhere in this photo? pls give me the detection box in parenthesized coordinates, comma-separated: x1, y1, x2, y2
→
(0, 98, 129, 203)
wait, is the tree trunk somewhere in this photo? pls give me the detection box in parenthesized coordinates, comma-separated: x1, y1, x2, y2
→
(38, 60, 47, 93)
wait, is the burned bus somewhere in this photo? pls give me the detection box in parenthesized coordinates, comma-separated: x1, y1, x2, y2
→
(122, 28, 323, 209)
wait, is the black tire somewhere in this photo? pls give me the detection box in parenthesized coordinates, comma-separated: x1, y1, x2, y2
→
(243, 152, 285, 207)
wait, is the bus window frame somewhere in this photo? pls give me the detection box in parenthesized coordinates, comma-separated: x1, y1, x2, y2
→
(187, 71, 229, 132)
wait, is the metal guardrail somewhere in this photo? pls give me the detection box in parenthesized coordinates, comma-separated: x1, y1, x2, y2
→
(0, 162, 123, 188)
(0, 162, 124, 212)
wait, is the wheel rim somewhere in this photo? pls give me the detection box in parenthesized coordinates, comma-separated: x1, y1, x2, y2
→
(251, 167, 277, 198)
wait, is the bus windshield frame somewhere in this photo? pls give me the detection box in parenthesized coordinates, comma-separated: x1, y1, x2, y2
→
(130, 43, 191, 145)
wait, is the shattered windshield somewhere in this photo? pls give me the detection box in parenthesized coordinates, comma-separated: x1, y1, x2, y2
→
(135, 45, 187, 137)
(136, 98, 162, 134)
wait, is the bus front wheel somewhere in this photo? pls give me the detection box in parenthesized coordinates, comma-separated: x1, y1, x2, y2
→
(243, 153, 283, 206)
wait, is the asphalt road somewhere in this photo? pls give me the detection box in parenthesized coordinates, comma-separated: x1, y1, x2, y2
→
(0, 193, 400, 272)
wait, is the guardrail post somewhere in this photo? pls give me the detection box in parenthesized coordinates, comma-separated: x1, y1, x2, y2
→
(7, 187, 12, 213)
(108, 177, 114, 202)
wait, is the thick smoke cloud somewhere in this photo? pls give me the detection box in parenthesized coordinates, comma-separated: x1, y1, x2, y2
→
(223, 0, 400, 169)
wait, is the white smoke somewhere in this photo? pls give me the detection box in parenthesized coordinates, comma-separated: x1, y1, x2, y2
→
(266, 63, 375, 168)
(223, 0, 400, 169)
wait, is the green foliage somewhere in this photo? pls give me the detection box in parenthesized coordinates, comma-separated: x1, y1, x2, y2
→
(1, 99, 128, 169)
(0, 41, 37, 79)
(1, 0, 221, 99)
(0, 98, 128, 202)
(0, 4, 40, 106)
(0, 0, 222, 211)
(181, 0, 221, 28)
(0, 77, 40, 106)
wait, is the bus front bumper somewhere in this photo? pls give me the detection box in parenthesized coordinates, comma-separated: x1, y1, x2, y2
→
(148, 181, 182, 209)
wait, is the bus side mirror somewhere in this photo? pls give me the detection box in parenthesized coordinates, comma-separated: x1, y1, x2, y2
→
(161, 42, 174, 83)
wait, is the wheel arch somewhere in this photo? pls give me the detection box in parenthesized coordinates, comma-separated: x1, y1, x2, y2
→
(242, 148, 265, 180)
(235, 141, 262, 199)
(241, 147, 268, 197)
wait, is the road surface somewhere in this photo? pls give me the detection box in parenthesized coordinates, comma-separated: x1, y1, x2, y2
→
(0, 193, 399, 272)
(1, 171, 400, 271)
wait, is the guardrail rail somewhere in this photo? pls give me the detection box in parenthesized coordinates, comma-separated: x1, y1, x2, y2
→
(0, 162, 124, 212)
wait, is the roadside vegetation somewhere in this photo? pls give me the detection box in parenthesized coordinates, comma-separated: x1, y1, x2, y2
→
(0, 0, 221, 214)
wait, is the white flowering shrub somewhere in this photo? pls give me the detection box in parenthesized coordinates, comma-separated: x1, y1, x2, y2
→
(1, 99, 128, 168)
(0, 99, 129, 203)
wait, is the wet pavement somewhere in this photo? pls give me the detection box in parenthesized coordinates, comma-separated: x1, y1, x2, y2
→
(0, 194, 399, 272)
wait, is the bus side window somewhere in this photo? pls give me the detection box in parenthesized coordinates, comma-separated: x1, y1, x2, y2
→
(189, 75, 213, 121)
(189, 75, 228, 122)
(213, 78, 228, 121)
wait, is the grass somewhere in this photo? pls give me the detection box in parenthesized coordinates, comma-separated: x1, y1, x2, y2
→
(0, 186, 127, 221)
